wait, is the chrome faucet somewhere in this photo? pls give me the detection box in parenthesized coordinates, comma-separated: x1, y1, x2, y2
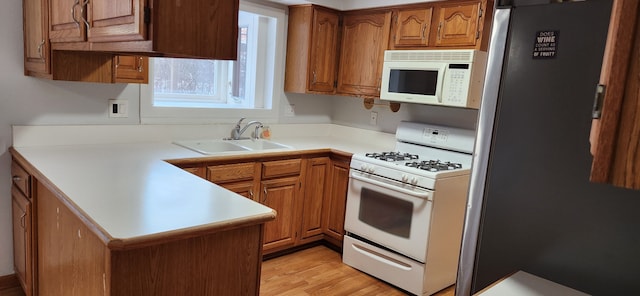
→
(229, 118, 263, 140)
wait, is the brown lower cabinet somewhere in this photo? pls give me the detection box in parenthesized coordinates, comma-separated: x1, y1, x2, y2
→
(35, 182, 264, 295)
(11, 150, 351, 295)
(11, 151, 269, 296)
(190, 152, 351, 255)
(11, 160, 34, 296)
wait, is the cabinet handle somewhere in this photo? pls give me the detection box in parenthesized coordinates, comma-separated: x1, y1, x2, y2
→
(137, 57, 144, 72)
(312, 70, 317, 84)
(37, 39, 45, 60)
(20, 213, 26, 229)
(115, 56, 120, 68)
(437, 22, 442, 40)
(421, 24, 427, 40)
(12, 176, 21, 182)
(71, 0, 81, 27)
(262, 187, 267, 203)
(249, 189, 254, 199)
(79, 0, 91, 30)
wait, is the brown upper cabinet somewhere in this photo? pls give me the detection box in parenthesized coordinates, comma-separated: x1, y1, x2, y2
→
(284, 5, 341, 94)
(391, 7, 434, 48)
(431, 1, 484, 48)
(48, 0, 239, 60)
(589, 0, 640, 190)
(337, 10, 392, 98)
(23, 0, 50, 78)
(49, 0, 146, 43)
(113, 55, 149, 84)
(284, 0, 493, 98)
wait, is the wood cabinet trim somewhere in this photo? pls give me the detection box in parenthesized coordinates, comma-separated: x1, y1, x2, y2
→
(590, 0, 639, 187)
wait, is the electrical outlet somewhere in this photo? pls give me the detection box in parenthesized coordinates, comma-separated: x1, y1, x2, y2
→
(284, 104, 295, 117)
(370, 111, 378, 125)
(109, 99, 129, 118)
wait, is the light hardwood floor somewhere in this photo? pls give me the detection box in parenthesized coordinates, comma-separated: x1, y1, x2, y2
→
(260, 245, 455, 296)
(1, 245, 455, 296)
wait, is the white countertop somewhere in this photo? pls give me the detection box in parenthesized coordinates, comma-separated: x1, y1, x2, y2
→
(12, 124, 395, 245)
(476, 271, 589, 296)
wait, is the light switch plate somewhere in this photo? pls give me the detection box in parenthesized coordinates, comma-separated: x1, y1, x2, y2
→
(109, 99, 128, 118)
(284, 104, 295, 117)
(370, 111, 378, 125)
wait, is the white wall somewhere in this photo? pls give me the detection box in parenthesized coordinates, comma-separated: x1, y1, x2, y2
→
(0, 0, 477, 276)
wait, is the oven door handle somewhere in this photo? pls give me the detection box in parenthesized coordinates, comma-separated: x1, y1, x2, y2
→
(350, 173, 433, 200)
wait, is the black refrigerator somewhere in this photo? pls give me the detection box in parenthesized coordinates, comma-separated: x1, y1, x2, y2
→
(457, 1, 640, 295)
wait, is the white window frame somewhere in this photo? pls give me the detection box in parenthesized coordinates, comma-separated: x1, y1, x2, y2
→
(140, 1, 286, 124)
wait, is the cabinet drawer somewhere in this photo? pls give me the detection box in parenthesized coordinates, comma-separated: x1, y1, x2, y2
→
(207, 163, 258, 183)
(262, 159, 302, 179)
(11, 162, 31, 198)
(182, 166, 206, 179)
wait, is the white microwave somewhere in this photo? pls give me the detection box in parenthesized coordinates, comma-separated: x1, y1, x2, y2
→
(380, 49, 487, 109)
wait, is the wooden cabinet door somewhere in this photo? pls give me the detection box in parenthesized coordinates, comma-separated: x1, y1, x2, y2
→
(49, 0, 86, 42)
(87, 0, 146, 42)
(222, 181, 259, 201)
(300, 157, 330, 241)
(23, 0, 50, 77)
(37, 183, 106, 295)
(432, 1, 481, 47)
(308, 8, 340, 93)
(12, 187, 32, 296)
(322, 159, 349, 245)
(590, 0, 640, 189)
(114, 55, 148, 83)
(337, 11, 392, 97)
(284, 5, 339, 94)
(392, 7, 433, 48)
(260, 176, 300, 253)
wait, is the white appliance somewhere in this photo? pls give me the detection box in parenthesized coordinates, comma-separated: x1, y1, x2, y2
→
(380, 49, 488, 109)
(343, 121, 475, 296)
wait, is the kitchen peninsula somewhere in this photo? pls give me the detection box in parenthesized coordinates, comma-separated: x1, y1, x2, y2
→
(10, 124, 395, 296)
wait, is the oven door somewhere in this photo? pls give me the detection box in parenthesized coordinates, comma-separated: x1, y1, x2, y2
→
(345, 169, 434, 262)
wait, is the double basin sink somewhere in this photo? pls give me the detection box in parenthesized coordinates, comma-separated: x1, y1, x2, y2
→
(174, 139, 292, 155)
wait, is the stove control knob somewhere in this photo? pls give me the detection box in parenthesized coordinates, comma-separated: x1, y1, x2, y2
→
(361, 164, 374, 173)
(401, 174, 409, 182)
(410, 177, 419, 185)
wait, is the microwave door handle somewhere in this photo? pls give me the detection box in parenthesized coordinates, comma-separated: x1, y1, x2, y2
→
(350, 173, 433, 200)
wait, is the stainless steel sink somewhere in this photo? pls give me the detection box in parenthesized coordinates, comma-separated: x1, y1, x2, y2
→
(174, 139, 291, 155)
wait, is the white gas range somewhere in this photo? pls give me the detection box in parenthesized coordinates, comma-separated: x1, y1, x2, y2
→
(343, 121, 475, 296)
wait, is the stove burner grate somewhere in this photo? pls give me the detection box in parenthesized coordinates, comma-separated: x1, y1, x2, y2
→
(365, 152, 419, 162)
(405, 160, 463, 172)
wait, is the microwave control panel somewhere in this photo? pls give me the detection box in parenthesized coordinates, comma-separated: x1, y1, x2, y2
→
(442, 64, 471, 106)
